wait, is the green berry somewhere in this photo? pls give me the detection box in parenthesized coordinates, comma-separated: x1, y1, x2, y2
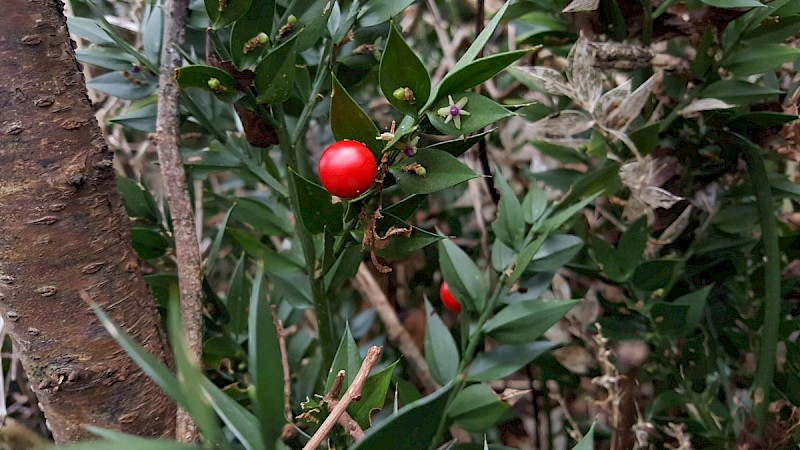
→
(257, 32, 269, 44)
(287, 15, 297, 25)
(392, 87, 406, 101)
(207, 77, 221, 90)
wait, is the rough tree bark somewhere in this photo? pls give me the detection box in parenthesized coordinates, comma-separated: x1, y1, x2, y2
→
(0, 0, 176, 444)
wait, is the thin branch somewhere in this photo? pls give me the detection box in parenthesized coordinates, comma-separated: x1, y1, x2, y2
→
(303, 347, 382, 450)
(271, 306, 293, 421)
(154, 0, 201, 443)
(321, 371, 366, 442)
(354, 264, 439, 393)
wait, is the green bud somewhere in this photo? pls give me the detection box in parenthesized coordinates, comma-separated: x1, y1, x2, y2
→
(392, 87, 406, 101)
(257, 32, 269, 44)
(207, 77, 221, 90)
(287, 14, 297, 25)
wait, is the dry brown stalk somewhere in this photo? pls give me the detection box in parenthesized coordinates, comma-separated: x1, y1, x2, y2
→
(302, 346, 382, 450)
(354, 264, 439, 393)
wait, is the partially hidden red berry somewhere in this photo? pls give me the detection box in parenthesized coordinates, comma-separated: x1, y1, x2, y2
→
(439, 281, 461, 313)
(318, 140, 377, 199)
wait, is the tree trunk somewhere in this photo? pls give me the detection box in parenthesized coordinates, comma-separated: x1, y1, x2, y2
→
(0, 0, 177, 444)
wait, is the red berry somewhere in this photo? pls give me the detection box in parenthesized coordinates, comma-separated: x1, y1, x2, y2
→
(439, 281, 461, 313)
(319, 140, 377, 199)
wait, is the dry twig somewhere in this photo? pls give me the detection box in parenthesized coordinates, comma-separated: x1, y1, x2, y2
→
(354, 264, 439, 393)
(271, 305, 293, 421)
(302, 347, 382, 450)
(322, 371, 366, 442)
(154, 0, 202, 442)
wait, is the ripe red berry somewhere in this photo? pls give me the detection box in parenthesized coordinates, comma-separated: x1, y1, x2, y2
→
(318, 140, 377, 199)
(439, 281, 461, 313)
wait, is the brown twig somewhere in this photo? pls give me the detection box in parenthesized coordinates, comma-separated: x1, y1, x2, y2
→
(154, 0, 201, 442)
(322, 371, 366, 442)
(354, 264, 439, 394)
(271, 305, 293, 421)
(303, 347, 383, 450)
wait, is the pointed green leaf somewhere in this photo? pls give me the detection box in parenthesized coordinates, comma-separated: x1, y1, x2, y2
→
(427, 93, 514, 136)
(380, 23, 431, 116)
(508, 233, 549, 285)
(484, 300, 579, 345)
(439, 238, 487, 312)
(436, 50, 528, 101)
(722, 43, 800, 77)
(530, 234, 583, 272)
(389, 148, 479, 195)
(571, 423, 595, 450)
(447, 383, 509, 433)
(225, 254, 249, 334)
(428, 129, 495, 157)
(349, 382, 455, 450)
(493, 173, 525, 251)
(522, 185, 548, 225)
(248, 264, 286, 447)
(254, 32, 301, 104)
(358, 0, 417, 26)
(331, 74, 383, 157)
(700, 0, 765, 7)
(282, 0, 335, 51)
(349, 360, 399, 428)
(701, 80, 781, 105)
(205, 0, 252, 29)
(230, 0, 275, 69)
(201, 378, 267, 450)
(326, 324, 362, 392)
(468, 341, 557, 382)
(424, 299, 460, 385)
(651, 286, 713, 336)
(451, 0, 513, 73)
(176, 65, 243, 103)
(288, 168, 343, 234)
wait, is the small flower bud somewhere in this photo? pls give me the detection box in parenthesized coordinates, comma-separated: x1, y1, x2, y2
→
(207, 77, 221, 91)
(257, 32, 269, 44)
(287, 15, 297, 25)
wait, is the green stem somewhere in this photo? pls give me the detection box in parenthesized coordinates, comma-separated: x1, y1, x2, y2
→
(741, 136, 781, 434)
(291, 41, 332, 148)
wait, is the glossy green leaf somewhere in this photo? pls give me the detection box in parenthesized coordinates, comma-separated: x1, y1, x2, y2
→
(201, 378, 266, 450)
(232, 198, 293, 237)
(230, 0, 275, 69)
(424, 299, 460, 385)
(652, 286, 713, 336)
(92, 306, 189, 410)
(529, 234, 583, 272)
(167, 291, 225, 445)
(743, 15, 800, 44)
(175, 65, 243, 103)
(380, 23, 431, 116)
(131, 228, 170, 259)
(467, 341, 556, 382)
(532, 140, 589, 165)
(700, 0, 765, 7)
(141, 4, 163, 63)
(509, 233, 549, 285)
(288, 168, 343, 234)
(631, 259, 681, 292)
(491, 240, 517, 273)
(349, 360, 399, 428)
(522, 185, 548, 225)
(77, 48, 136, 71)
(227, 229, 305, 273)
(725, 112, 798, 131)
(349, 382, 455, 450)
(427, 93, 514, 136)
(374, 214, 442, 259)
(248, 264, 286, 448)
(268, 271, 313, 308)
(66, 431, 197, 450)
(326, 324, 362, 392)
(390, 148, 479, 195)
(225, 254, 249, 334)
(484, 300, 579, 345)
(447, 384, 509, 433)
(629, 123, 661, 156)
(540, 192, 602, 232)
(493, 173, 525, 251)
(87, 71, 156, 100)
(117, 176, 160, 223)
(450, 0, 513, 73)
(701, 80, 782, 105)
(282, 0, 334, 51)
(67, 17, 116, 45)
(205, 0, 252, 29)
(110, 101, 158, 132)
(358, 0, 417, 27)
(254, 32, 301, 104)
(439, 238, 488, 312)
(722, 43, 800, 76)
(331, 74, 383, 157)
(436, 50, 528, 101)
